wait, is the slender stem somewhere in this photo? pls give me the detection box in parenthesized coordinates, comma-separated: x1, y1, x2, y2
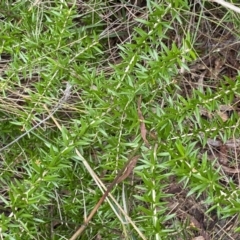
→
(0, 83, 72, 152)
(69, 149, 141, 240)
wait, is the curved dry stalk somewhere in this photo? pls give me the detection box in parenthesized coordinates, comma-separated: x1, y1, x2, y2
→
(70, 149, 142, 240)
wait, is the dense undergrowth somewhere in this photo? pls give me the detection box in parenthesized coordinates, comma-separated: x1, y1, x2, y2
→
(1, 0, 240, 239)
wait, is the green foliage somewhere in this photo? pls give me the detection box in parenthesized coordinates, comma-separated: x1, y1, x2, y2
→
(0, 0, 240, 239)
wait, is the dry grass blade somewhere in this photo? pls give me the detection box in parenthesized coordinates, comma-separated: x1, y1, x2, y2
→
(70, 150, 146, 240)
(116, 155, 139, 184)
(210, 0, 240, 14)
(0, 83, 72, 152)
(137, 95, 150, 147)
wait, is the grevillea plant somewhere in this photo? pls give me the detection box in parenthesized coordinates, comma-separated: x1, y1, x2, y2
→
(0, 0, 240, 239)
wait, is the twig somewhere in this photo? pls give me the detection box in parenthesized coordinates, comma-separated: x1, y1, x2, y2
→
(75, 149, 147, 240)
(0, 82, 72, 152)
(69, 151, 140, 240)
